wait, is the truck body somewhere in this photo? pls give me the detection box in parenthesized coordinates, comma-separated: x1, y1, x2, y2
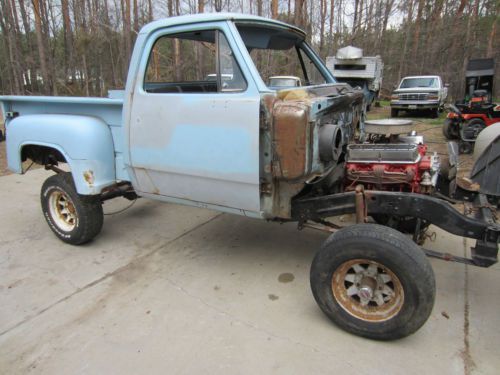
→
(1, 13, 363, 220)
(1, 13, 498, 341)
(326, 46, 383, 111)
(390, 75, 448, 117)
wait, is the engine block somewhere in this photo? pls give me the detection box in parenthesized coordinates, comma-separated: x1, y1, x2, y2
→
(345, 143, 439, 193)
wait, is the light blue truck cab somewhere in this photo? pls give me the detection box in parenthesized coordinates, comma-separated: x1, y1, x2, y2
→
(1, 12, 364, 230)
(4, 13, 467, 340)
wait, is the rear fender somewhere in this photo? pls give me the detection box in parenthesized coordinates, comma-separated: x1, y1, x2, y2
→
(462, 114, 487, 121)
(7, 114, 116, 195)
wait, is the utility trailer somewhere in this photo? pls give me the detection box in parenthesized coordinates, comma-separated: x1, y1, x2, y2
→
(326, 46, 383, 111)
(1, 13, 498, 341)
(464, 58, 495, 102)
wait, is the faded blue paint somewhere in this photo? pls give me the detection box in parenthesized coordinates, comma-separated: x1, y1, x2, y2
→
(132, 125, 256, 176)
(0, 96, 129, 185)
(0, 13, 336, 216)
(125, 19, 262, 213)
(6, 114, 116, 194)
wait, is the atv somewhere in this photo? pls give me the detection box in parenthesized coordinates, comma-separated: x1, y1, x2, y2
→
(443, 90, 500, 154)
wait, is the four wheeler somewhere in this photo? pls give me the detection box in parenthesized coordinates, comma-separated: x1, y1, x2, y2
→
(443, 89, 500, 153)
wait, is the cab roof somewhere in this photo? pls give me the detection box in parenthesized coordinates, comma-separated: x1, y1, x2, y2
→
(139, 12, 306, 38)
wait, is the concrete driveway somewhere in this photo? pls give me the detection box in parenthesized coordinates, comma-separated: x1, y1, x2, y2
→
(0, 169, 499, 374)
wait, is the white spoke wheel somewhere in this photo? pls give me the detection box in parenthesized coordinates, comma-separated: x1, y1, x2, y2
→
(310, 224, 435, 340)
(41, 173, 103, 245)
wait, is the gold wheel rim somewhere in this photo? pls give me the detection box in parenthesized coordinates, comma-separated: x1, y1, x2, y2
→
(331, 259, 404, 322)
(48, 190, 77, 231)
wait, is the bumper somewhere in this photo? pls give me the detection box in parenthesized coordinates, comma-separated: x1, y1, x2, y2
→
(390, 101, 439, 110)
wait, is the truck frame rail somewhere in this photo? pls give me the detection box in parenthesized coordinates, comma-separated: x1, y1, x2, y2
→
(291, 190, 499, 267)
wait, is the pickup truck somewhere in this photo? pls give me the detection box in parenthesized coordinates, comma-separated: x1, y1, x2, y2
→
(1, 13, 498, 341)
(390, 75, 448, 118)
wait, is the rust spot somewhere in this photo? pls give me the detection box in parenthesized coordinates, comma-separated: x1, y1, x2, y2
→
(273, 101, 312, 180)
(83, 170, 94, 187)
(261, 93, 276, 113)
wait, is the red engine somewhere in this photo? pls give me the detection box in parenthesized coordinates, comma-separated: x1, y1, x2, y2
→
(345, 143, 439, 193)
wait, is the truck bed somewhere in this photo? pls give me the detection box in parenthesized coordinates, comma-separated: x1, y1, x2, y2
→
(0, 95, 126, 181)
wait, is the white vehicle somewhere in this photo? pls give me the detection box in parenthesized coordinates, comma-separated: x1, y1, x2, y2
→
(326, 46, 383, 111)
(391, 75, 448, 118)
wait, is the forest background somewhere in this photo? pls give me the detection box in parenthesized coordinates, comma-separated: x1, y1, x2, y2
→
(0, 0, 498, 100)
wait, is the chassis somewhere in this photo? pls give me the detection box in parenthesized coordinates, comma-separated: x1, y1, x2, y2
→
(292, 188, 499, 268)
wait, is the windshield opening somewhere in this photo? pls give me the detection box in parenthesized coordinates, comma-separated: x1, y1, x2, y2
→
(400, 77, 438, 89)
(235, 23, 328, 89)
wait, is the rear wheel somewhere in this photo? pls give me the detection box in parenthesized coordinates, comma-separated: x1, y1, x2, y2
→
(391, 108, 399, 118)
(310, 224, 435, 340)
(41, 172, 103, 245)
(462, 118, 486, 141)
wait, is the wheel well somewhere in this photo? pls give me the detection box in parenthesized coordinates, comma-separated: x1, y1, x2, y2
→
(21, 145, 67, 166)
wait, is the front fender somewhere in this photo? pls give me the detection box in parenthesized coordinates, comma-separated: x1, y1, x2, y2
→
(6, 114, 116, 195)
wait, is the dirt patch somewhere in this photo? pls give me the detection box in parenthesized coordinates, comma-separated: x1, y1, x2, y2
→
(0, 138, 9, 177)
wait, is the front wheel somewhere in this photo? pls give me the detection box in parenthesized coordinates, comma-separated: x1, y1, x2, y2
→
(41, 172, 103, 245)
(310, 224, 435, 340)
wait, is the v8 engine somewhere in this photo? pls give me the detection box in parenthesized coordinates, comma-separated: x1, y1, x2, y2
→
(344, 120, 440, 194)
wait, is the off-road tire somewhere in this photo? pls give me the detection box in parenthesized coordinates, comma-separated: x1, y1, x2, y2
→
(310, 224, 435, 340)
(463, 118, 486, 141)
(41, 172, 103, 245)
(390, 108, 399, 118)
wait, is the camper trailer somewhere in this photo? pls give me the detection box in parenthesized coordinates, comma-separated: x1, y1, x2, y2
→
(326, 46, 383, 111)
